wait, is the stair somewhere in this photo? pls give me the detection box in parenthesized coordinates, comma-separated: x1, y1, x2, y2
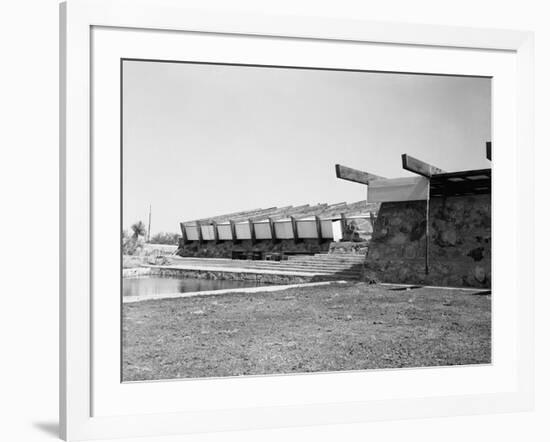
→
(169, 253, 365, 280)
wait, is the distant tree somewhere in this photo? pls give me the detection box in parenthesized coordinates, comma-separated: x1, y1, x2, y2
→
(123, 221, 147, 255)
(150, 232, 180, 245)
(122, 230, 134, 255)
(130, 221, 146, 240)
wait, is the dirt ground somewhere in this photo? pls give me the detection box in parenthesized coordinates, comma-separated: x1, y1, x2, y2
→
(122, 282, 491, 381)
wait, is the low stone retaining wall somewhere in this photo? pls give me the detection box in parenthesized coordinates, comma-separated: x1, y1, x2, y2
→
(151, 267, 314, 285)
(123, 265, 314, 285)
(122, 267, 152, 278)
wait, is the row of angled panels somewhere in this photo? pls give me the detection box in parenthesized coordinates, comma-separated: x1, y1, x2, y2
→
(184, 219, 339, 241)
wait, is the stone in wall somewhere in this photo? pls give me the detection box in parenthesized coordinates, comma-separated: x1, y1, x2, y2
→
(329, 241, 369, 255)
(363, 194, 491, 288)
(154, 267, 312, 284)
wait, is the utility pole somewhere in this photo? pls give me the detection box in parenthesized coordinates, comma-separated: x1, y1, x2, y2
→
(147, 204, 152, 243)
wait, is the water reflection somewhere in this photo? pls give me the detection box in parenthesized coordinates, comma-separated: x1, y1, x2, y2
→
(123, 276, 267, 297)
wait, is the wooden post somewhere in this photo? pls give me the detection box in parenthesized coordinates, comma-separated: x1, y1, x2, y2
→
(290, 216, 299, 244)
(212, 221, 220, 244)
(425, 185, 430, 275)
(229, 220, 238, 244)
(196, 221, 203, 245)
(268, 217, 277, 244)
(400, 152, 435, 272)
(315, 215, 323, 245)
(248, 218, 256, 245)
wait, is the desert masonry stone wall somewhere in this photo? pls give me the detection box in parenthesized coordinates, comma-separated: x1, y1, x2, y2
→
(177, 238, 331, 258)
(364, 194, 491, 288)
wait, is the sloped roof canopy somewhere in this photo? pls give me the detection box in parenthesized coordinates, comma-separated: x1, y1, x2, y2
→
(181, 200, 380, 225)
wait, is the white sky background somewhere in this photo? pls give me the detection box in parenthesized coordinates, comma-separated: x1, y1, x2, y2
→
(122, 60, 491, 234)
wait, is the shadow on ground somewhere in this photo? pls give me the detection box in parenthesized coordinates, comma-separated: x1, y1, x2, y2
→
(33, 421, 59, 438)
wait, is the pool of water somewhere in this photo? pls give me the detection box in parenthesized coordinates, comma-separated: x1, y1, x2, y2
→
(123, 276, 269, 297)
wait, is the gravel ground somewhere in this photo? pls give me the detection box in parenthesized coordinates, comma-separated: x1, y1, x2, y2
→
(122, 282, 491, 381)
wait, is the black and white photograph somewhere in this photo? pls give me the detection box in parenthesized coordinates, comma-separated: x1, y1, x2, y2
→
(3, 0, 546, 440)
(121, 60, 492, 382)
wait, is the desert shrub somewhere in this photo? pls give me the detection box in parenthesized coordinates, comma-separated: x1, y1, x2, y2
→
(149, 232, 180, 245)
(123, 223, 146, 255)
(123, 233, 144, 255)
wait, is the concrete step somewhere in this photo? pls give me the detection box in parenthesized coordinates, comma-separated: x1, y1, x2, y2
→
(172, 259, 361, 269)
(173, 255, 365, 263)
(162, 267, 362, 279)
(273, 264, 364, 270)
(169, 256, 364, 277)
(164, 261, 363, 274)
(172, 258, 364, 267)
(172, 256, 363, 267)
(228, 265, 363, 272)
(316, 253, 365, 258)
(291, 254, 365, 260)
(248, 259, 363, 265)
(169, 265, 362, 274)
(281, 257, 365, 262)
(282, 260, 364, 265)
(309, 259, 364, 262)
(274, 264, 363, 271)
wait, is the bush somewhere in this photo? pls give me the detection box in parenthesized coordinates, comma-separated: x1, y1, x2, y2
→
(123, 230, 144, 255)
(149, 232, 180, 245)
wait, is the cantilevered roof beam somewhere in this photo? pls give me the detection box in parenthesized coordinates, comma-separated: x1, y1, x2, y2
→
(335, 164, 385, 185)
(401, 154, 445, 178)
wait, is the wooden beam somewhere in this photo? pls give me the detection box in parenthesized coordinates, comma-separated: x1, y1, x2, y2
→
(315, 215, 323, 245)
(211, 221, 220, 244)
(264, 204, 310, 221)
(367, 177, 430, 203)
(290, 216, 299, 244)
(401, 154, 444, 177)
(335, 164, 384, 185)
(179, 222, 189, 245)
(196, 221, 203, 245)
(248, 218, 256, 245)
(229, 220, 238, 244)
(486, 141, 492, 161)
(230, 206, 292, 223)
(195, 207, 268, 224)
(268, 217, 278, 244)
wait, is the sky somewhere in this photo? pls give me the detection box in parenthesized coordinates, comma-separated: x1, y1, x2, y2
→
(122, 60, 491, 234)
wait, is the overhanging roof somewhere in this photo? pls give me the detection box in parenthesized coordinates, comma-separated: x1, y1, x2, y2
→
(182, 200, 380, 225)
(430, 168, 491, 197)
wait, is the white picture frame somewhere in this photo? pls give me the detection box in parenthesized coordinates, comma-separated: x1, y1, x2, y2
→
(60, 0, 534, 440)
